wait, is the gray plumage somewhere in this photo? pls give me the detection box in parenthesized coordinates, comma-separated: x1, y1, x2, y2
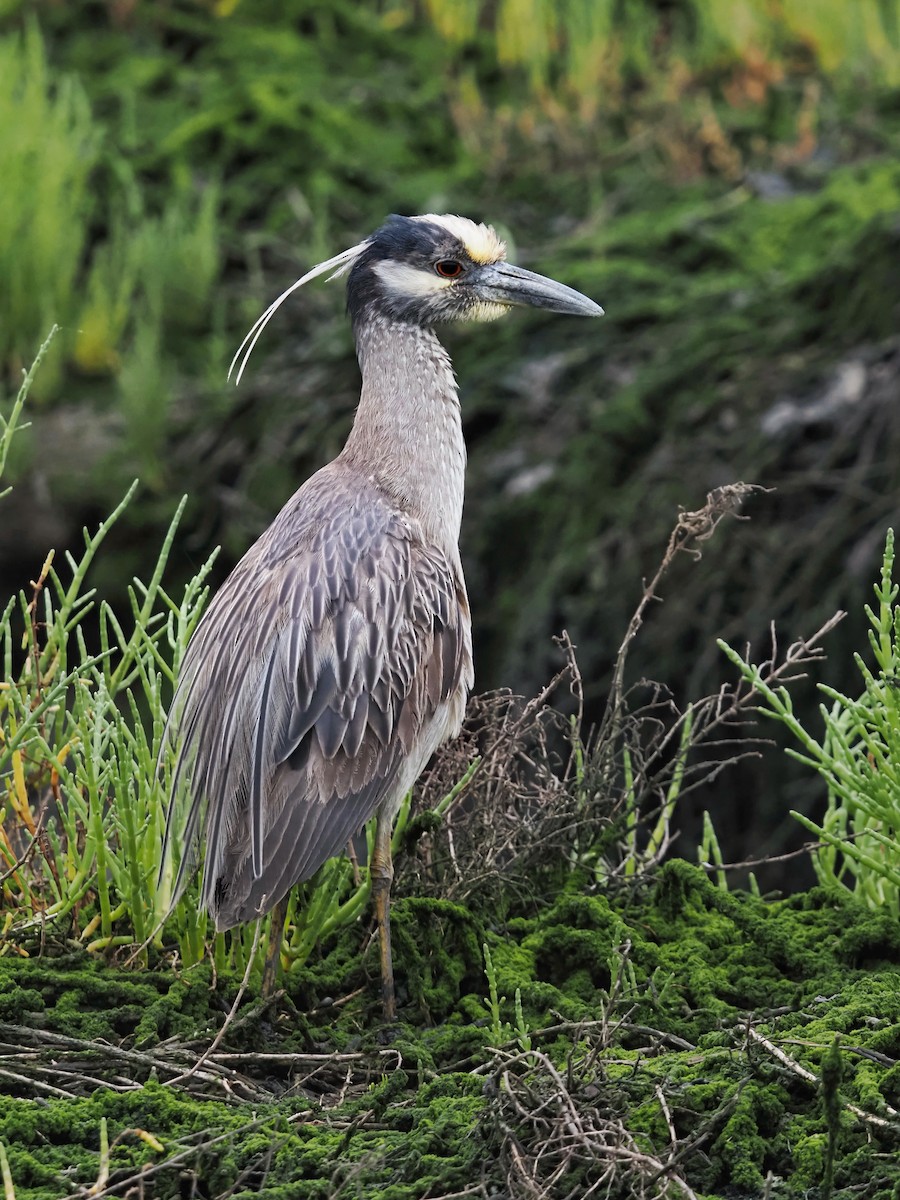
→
(160, 213, 602, 947)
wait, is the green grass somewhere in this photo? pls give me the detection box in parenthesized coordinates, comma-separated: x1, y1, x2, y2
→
(721, 529, 900, 912)
(0, 25, 97, 389)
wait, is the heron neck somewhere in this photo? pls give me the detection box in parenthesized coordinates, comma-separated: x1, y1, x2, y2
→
(341, 312, 466, 557)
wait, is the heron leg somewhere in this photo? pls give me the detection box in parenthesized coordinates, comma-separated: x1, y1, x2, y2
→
(371, 809, 396, 1022)
(261, 896, 287, 998)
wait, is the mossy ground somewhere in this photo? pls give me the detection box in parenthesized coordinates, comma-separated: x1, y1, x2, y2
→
(4, 864, 899, 1198)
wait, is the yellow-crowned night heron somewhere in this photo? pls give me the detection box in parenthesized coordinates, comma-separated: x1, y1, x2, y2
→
(161, 214, 602, 1018)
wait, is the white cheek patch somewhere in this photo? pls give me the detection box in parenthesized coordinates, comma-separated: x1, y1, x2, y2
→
(373, 259, 452, 300)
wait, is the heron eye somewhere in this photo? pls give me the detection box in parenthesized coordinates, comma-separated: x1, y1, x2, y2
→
(435, 259, 464, 278)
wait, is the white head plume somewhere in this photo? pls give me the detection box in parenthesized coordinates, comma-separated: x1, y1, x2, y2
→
(228, 240, 370, 386)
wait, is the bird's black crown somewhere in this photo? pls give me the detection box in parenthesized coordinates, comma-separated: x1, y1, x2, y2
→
(346, 214, 505, 327)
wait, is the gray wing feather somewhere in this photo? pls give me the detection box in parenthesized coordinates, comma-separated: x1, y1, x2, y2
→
(160, 463, 472, 929)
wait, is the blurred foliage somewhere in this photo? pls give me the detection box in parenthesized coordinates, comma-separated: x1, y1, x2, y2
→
(0, 23, 97, 389)
(424, 0, 900, 125)
(465, 158, 900, 692)
(426, 0, 900, 78)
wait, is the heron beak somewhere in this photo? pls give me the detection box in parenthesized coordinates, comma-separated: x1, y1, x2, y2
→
(473, 263, 604, 317)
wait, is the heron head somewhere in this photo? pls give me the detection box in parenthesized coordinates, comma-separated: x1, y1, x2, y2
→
(229, 213, 602, 384)
(347, 213, 604, 328)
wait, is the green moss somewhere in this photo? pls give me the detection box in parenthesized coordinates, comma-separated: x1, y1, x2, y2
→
(709, 1085, 776, 1192)
(390, 897, 484, 1021)
(3, 867, 900, 1196)
(2, 956, 217, 1043)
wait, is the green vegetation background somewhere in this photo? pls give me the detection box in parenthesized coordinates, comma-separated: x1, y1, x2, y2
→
(2, 0, 900, 869)
(2, 2, 900, 1195)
